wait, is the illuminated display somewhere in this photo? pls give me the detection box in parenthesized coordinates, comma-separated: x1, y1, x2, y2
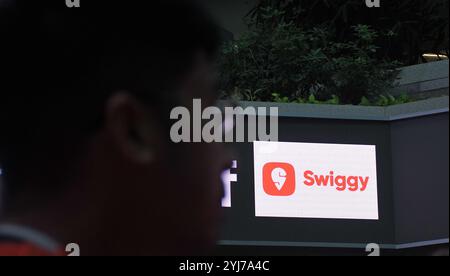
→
(254, 141, 379, 220)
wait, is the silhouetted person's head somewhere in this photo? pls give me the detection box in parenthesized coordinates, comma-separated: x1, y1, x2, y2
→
(0, 0, 231, 255)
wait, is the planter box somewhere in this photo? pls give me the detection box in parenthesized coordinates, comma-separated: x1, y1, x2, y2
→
(220, 96, 449, 251)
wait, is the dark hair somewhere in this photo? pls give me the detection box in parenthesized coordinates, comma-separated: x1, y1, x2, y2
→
(0, 0, 220, 197)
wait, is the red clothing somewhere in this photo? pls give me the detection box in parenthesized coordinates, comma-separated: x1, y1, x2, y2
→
(0, 242, 65, 256)
(0, 224, 65, 256)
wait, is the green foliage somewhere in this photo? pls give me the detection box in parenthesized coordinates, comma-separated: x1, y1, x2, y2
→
(360, 94, 411, 106)
(359, 96, 372, 106)
(218, 6, 401, 105)
(273, 92, 409, 106)
(249, 0, 449, 65)
(271, 93, 290, 103)
(295, 93, 340, 105)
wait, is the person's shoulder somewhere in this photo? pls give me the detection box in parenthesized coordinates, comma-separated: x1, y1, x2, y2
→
(0, 224, 65, 256)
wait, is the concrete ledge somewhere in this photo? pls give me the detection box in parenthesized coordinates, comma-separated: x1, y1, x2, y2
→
(218, 238, 450, 250)
(396, 60, 449, 85)
(392, 60, 449, 98)
(236, 96, 449, 121)
(386, 96, 449, 120)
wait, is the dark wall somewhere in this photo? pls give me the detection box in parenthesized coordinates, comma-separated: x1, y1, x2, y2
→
(221, 116, 396, 245)
(391, 113, 449, 243)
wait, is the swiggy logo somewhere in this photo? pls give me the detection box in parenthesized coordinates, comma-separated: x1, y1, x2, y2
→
(263, 162, 296, 196)
(263, 163, 370, 196)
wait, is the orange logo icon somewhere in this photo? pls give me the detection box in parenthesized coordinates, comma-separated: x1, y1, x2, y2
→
(263, 162, 296, 196)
